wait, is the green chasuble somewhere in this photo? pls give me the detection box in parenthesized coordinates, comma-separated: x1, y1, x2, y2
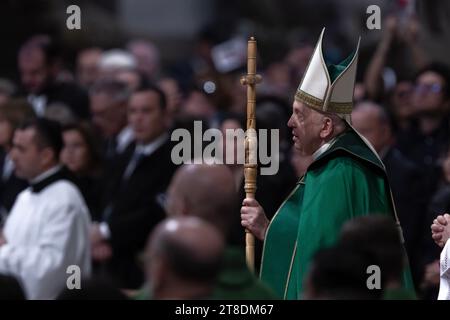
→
(260, 128, 415, 299)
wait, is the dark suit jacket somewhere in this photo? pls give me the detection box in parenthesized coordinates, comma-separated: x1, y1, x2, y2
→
(396, 119, 449, 201)
(99, 139, 178, 289)
(22, 81, 90, 119)
(383, 147, 427, 287)
(46, 81, 90, 119)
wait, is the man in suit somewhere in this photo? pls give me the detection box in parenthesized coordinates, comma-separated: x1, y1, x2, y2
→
(352, 101, 426, 288)
(18, 35, 90, 119)
(90, 85, 177, 289)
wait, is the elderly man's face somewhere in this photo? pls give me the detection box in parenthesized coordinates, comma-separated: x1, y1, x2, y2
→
(90, 93, 126, 138)
(287, 101, 325, 156)
(76, 48, 101, 88)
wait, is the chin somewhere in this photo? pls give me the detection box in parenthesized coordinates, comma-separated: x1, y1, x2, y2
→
(135, 133, 146, 141)
(293, 144, 304, 154)
(296, 146, 313, 157)
(14, 171, 26, 180)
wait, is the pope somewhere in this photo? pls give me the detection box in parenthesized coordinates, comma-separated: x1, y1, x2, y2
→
(240, 28, 414, 299)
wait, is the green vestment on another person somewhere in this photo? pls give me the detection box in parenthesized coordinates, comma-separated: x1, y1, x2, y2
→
(131, 246, 277, 300)
(212, 246, 277, 299)
(260, 128, 415, 299)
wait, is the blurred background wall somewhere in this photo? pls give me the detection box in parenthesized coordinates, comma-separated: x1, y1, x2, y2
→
(0, 0, 448, 80)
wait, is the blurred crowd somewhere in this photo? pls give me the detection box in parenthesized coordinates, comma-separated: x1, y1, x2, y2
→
(0, 13, 448, 300)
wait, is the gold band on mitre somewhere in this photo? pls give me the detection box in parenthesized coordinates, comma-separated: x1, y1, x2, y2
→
(294, 89, 353, 114)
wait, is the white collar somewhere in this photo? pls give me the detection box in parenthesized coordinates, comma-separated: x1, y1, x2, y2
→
(135, 133, 169, 156)
(312, 136, 338, 160)
(2, 153, 14, 180)
(116, 126, 135, 153)
(30, 165, 63, 184)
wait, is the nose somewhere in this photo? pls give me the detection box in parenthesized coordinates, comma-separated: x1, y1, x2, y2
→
(287, 114, 294, 128)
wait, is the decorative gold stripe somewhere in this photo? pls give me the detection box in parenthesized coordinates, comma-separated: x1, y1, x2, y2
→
(284, 241, 298, 299)
(295, 90, 353, 114)
(260, 179, 302, 278)
(294, 90, 323, 109)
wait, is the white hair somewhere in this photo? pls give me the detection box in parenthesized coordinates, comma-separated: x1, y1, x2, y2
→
(98, 49, 137, 72)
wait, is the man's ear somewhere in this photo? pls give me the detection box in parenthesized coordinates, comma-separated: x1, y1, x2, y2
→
(40, 147, 56, 168)
(319, 117, 333, 139)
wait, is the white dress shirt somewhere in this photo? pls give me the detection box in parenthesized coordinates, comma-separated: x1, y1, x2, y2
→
(27, 94, 47, 117)
(116, 126, 135, 154)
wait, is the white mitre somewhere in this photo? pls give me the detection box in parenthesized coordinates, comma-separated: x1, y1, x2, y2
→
(294, 28, 360, 122)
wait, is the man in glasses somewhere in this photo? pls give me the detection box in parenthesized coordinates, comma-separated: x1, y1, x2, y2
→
(397, 63, 450, 176)
(398, 63, 450, 180)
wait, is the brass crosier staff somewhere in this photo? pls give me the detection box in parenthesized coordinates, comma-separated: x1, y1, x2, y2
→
(240, 37, 262, 272)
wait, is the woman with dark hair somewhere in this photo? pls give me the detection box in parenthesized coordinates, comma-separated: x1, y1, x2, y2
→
(61, 121, 103, 219)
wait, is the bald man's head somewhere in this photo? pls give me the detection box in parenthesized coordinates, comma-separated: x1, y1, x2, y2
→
(166, 164, 238, 237)
(352, 101, 392, 153)
(146, 217, 225, 299)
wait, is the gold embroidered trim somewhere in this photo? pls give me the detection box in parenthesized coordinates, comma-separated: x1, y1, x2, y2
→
(260, 182, 302, 278)
(294, 90, 353, 114)
(284, 241, 298, 299)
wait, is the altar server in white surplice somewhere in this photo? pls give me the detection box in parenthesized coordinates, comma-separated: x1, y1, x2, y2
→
(0, 118, 91, 299)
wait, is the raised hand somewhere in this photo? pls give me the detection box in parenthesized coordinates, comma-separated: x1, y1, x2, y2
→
(431, 213, 450, 248)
